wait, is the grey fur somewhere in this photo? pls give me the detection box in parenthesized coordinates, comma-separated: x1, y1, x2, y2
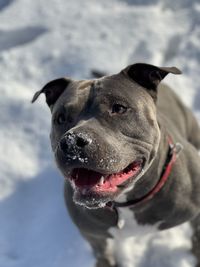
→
(33, 63, 200, 266)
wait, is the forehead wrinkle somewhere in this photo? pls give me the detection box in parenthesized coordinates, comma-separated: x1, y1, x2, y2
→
(78, 80, 93, 90)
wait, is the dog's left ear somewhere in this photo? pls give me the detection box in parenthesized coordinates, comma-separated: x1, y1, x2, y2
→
(32, 78, 71, 109)
(121, 63, 182, 100)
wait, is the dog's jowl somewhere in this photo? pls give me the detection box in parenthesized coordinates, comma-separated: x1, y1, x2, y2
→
(32, 63, 200, 267)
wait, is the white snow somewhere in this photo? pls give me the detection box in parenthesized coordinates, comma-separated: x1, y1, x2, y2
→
(0, 0, 200, 266)
(107, 208, 195, 267)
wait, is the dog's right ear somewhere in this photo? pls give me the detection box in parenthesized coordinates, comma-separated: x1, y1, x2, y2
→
(121, 63, 181, 101)
(31, 78, 71, 109)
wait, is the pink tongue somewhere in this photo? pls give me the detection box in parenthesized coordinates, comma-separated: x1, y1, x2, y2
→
(71, 161, 142, 191)
(99, 163, 141, 191)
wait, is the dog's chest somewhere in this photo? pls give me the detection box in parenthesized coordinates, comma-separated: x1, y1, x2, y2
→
(106, 208, 194, 267)
(106, 207, 160, 266)
(110, 207, 160, 237)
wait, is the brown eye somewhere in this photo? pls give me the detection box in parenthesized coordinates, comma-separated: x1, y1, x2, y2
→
(56, 113, 66, 125)
(111, 104, 128, 114)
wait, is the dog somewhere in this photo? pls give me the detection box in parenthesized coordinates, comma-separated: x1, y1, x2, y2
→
(32, 63, 200, 267)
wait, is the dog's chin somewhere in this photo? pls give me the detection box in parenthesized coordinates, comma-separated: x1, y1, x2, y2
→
(72, 188, 115, 209)
(65, 159, 144, 209)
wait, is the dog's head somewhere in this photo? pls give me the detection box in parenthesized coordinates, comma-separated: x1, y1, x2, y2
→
(32, 63, 181, 209)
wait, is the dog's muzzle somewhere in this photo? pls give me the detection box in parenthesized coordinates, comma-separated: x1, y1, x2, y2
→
(56, 130, 145, 202)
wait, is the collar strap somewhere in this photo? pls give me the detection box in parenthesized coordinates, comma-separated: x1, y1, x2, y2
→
(108, 136, 183, 209)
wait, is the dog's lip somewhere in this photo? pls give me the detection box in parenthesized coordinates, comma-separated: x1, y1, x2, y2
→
(67, 159, 143, 193)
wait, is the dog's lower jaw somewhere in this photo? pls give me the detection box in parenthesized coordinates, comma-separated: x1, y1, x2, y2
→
(72, 188, 111, 209)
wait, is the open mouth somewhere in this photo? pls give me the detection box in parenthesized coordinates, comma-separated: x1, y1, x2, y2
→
(69, 160, 143, 193)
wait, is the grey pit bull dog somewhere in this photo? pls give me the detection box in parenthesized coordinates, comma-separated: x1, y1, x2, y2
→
(32, 63, 200, 267)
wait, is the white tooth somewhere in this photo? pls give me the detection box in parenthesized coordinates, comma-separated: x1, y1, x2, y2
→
(71, 180, 76, 189)
(75, 173, 78, 181)
(82, 188, 87, 195)
(100, 176, 105, 185)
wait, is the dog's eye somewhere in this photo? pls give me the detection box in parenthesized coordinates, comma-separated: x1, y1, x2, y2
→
(56, 113, 66, 125)
(111, 104, 127, 114)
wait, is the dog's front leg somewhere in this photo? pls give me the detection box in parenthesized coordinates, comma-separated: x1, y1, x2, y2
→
(191, 214, 200, 267)
(82, 233, 118, 267)
(95, 257, 119, 267)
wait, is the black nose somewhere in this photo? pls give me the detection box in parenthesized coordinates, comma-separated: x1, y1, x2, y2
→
(76, 136, 89, 147)
(59, 132, 90, 154)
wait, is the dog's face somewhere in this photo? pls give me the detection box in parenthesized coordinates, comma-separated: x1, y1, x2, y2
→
(32, 63, 181, 209)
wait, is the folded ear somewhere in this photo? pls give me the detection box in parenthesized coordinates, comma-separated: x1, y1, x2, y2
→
(121, 63, 182, 100)
(32, 78, 71, 108)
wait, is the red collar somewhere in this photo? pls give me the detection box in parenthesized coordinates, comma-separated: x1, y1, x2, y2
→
(108, 136, 183, 209)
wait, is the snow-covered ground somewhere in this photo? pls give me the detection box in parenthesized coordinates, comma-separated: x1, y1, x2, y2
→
(0, 0, 200, 266)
